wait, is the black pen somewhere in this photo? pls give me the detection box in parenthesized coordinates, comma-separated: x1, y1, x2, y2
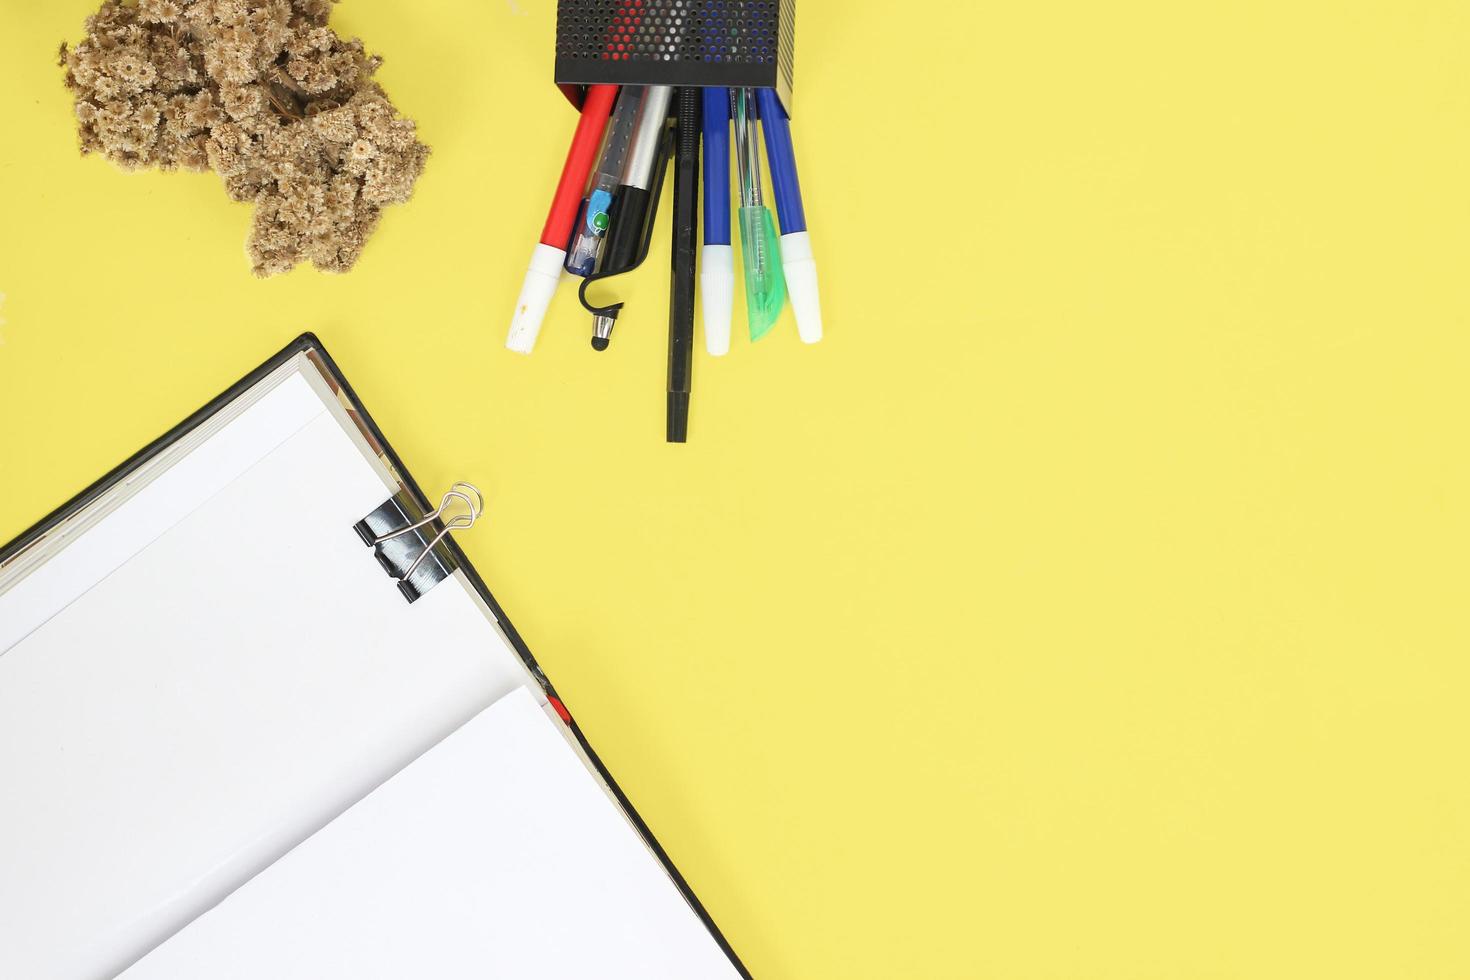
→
(666, 87, 701, 443)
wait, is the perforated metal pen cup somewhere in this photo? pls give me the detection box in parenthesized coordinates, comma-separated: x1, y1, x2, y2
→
(555, 0, 796, 113)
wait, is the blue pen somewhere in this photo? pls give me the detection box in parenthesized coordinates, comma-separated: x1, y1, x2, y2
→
(757, 88, 822, 343)
(700, 86, 734, 355)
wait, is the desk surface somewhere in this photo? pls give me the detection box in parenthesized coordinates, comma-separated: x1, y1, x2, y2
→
(3, 2, 1468, 977)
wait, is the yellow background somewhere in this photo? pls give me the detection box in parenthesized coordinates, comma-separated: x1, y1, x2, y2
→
(2, 1, 1468, 976)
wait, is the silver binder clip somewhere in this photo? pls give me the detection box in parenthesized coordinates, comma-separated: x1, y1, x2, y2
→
(354, 483, 484, 603)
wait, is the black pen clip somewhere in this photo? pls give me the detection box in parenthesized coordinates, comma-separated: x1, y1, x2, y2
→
(579, 120, 676, 350)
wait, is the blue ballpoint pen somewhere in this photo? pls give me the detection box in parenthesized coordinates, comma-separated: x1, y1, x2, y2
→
(757, 88, 822, 343)
(700, 86, 733, 356)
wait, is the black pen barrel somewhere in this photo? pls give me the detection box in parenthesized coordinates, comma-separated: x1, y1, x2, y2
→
(600, 186, 652, 277)
(667, 88, 701, 443)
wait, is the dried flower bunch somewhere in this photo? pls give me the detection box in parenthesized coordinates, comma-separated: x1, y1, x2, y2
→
(61, 0, 429, 277)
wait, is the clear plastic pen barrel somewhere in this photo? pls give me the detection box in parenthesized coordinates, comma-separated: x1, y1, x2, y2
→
(565, 86, 644, 277)
(731, 88, 786, 339)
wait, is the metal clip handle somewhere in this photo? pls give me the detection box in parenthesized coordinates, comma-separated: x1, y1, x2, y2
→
(372, 482, 483, 580)
(355, 483, 485, 603)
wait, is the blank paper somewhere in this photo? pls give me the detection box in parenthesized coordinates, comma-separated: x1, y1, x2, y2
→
(119, 686, 741, 980)
(0, 374, 536, 980)
(0, 370, 324, 651)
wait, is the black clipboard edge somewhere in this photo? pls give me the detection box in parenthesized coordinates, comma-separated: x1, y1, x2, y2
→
(0, 332, 753, 980)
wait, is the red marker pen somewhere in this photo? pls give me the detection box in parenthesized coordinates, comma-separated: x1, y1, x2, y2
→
(507, 84, 619, 354)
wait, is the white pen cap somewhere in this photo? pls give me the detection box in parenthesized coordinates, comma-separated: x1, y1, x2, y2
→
(700, 243, 734, 356)
(778, 231, 822, 344)
(505, 244, 566, 354)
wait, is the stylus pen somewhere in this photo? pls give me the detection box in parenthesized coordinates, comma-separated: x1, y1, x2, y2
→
(564, 86, 644, 278)
(590, 85, 673, 350)
(700, 86, 733, 356)
(667, 88, 701, 443)
(506, 84, 618, 355)
(757, 88, 822, 344)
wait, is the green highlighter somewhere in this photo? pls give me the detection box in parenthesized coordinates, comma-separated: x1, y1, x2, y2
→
(732, 88, 786, 340)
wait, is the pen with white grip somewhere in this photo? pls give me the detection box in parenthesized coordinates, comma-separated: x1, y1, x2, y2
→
(758, 88, 822, 343)
(506, 84, 618, 355)
(700, 86, 733, 356)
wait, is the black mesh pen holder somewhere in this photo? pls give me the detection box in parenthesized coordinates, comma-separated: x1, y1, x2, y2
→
(555, 0, 796, 113)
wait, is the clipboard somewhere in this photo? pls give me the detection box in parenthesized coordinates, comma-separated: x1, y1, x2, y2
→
(0, 334, 749, 980)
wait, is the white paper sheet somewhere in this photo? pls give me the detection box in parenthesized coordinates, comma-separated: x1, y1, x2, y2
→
(0, 370, 324, 651)
(0, 375, 536, 980)
(119, 686, 740, 980)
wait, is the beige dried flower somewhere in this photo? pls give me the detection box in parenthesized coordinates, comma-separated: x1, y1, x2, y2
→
(138, 0, 181, 23)
(62, 0, 428, 277)
(308, 105, 357, 143)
